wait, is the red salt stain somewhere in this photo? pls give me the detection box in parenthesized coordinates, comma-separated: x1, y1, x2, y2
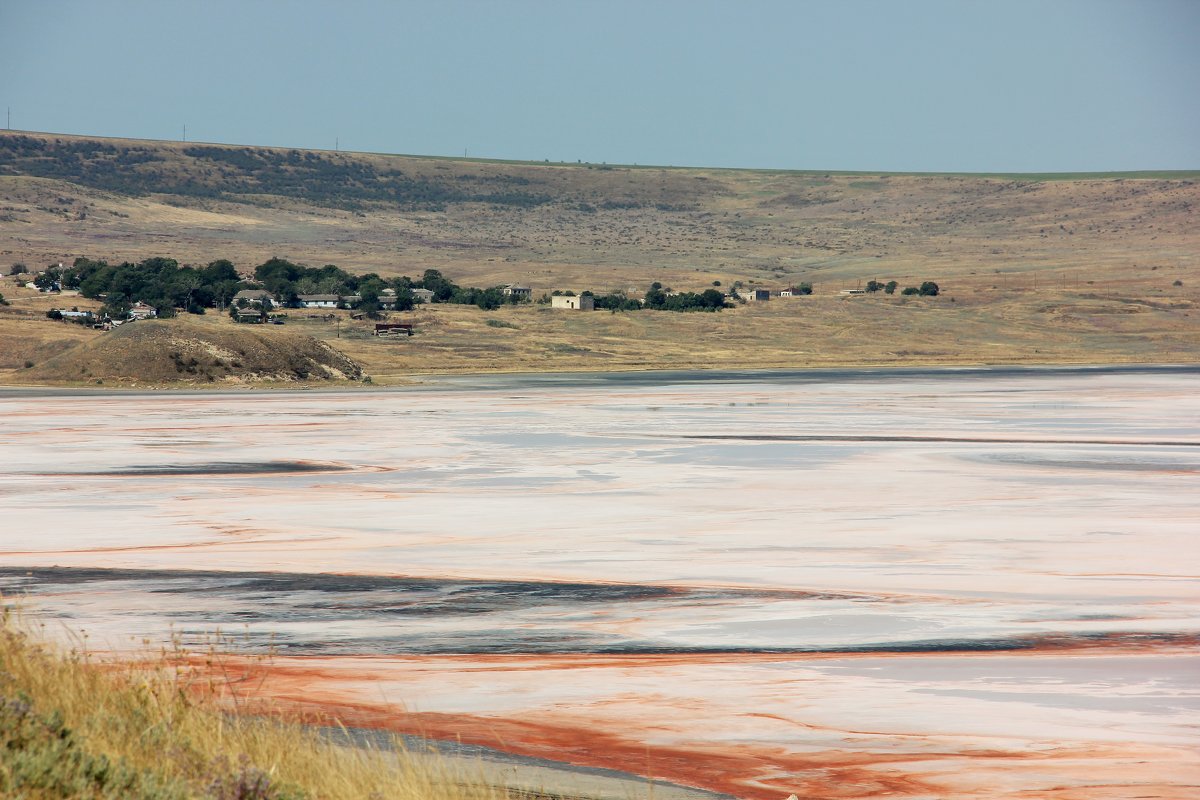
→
(187, 646, 1200, 800)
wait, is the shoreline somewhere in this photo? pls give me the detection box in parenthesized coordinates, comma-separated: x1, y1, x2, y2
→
(1, 360, 1198, 397)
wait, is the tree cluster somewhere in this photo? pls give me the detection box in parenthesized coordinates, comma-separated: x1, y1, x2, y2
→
(646, 283, 727, 311)
(40, 255, 533, 319)
(867, 280, 937, 296)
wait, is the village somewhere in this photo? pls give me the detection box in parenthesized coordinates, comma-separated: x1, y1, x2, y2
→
(10, 258, 940, 338)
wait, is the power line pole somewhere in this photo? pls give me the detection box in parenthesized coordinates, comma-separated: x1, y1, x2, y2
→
(182, 124, 187, 142)
(6, 108, 10, 130)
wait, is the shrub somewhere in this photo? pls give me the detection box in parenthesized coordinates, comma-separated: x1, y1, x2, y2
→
(918, 281, 940, 296)
(901, 287, 920, 295)
(884, 280, 898, 294)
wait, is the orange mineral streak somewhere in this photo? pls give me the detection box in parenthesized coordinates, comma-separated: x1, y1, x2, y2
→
(183, 646, 1199, 800)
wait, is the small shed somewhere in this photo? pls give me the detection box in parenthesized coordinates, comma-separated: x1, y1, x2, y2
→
(551, 294, 594, 311)
(374, 322, 414, 337)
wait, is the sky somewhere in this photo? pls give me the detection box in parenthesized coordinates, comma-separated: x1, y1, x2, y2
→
(1, 0, 1198, 172)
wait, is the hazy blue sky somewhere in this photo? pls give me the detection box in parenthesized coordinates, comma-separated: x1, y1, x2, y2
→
(2, 0, 1197, 171)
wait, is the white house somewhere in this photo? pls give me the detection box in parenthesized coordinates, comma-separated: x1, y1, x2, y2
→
(129, 302, 157, 320)
(503, 284, 532, 301)
(410, 288, 435, 304)
(298, 294, 340, 308)
(551, 294, 594, 311)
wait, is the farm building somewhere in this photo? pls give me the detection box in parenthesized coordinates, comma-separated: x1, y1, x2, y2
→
(373, 322, 414, 337)
(232, 289, 276, 307)
(551, 294, 594, 311)
(298, 294, 340, 308)
(129, 302, 158, 319)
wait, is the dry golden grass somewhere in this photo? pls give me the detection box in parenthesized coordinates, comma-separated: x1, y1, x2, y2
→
(0, 606, 531, 800)
(1, 131, 1197, 384)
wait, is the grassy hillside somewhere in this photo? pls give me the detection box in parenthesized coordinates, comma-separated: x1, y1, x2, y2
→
(2, 130, 1196, 293)
(0, 608, 517, 800)
(0, 130, 1197, 380)
(19, 317, 362, 386)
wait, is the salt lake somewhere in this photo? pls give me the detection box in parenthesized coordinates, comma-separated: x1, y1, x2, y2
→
(1, 366, 1197, 798)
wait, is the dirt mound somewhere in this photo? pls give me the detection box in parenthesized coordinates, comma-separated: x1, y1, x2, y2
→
(28, 319, 363, 385)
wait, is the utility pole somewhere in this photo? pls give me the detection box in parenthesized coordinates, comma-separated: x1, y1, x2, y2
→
(183, 124, 187, 142)
(6, 108, 9, 130)
(335, 137, 338, 152)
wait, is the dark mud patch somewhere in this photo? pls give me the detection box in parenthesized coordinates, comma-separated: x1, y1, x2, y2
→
(674, 434, 1200, 447)
(38, 460, 350, 477)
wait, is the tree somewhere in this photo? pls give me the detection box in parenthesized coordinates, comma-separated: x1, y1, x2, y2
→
(865, 280, 885, 293)
(202, 259, 239, 284)
(102, 296, 133, 321)
(643, 283, 667, 308)
(884, 280, 898, 295)
(9, 263, 27, 276)
(796, 283, 813, 295)
(901, 287, 920, 295)
(0, 292, 8, 306)
(34, 268, 61, 291)
(918, 281, 940, 296)
(391, 286, 414, 311)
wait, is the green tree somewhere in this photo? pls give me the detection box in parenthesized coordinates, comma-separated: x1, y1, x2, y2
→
(865, 280, 885, 293)
(919, 281, 940, 296)
(202, 259, 239, 284)
(643, 283, 667, 308)
(901, 286, 919, 295)
(884, 280, 898, 295)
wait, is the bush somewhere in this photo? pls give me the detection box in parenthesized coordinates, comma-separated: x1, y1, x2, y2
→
(919, 281, 940, 297)
(901, 287, 919, 296)
(884, 280, 898, 294)
(0, 292, 8, 306)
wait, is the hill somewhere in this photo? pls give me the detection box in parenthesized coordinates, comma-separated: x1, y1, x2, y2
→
(22, 318, 363, 386)
(2, 130, 1196, 295)
(0, 130, 1197, 379)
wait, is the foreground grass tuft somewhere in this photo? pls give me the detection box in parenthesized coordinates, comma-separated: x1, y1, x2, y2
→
(0, 607, 523, 800)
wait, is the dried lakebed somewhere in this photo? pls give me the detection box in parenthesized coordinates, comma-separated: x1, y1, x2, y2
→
(1, 367, 1198, 799)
